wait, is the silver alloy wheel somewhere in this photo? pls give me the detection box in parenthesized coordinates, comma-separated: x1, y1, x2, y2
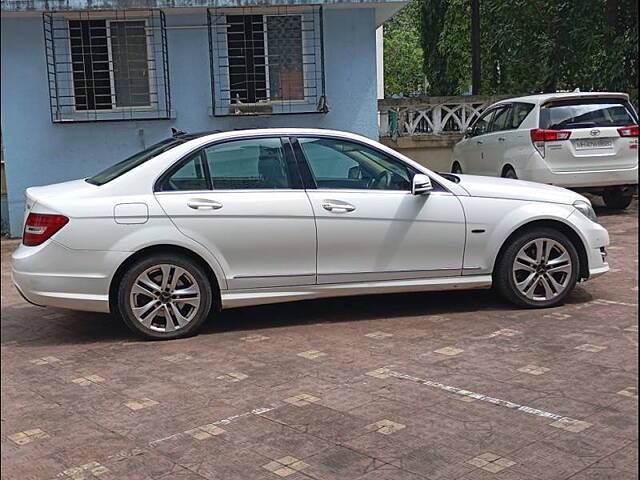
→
(129, 264, 201, 332)
(512, 238, 573, 302)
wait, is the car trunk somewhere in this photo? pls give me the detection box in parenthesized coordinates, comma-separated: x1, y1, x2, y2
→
(539, 96, 638, 173)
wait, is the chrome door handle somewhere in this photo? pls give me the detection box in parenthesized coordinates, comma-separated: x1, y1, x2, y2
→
(187, 199, 223, 210)
(498, 137, 506, 142)
(476, 140, 484, 145)
(322, 200, 356, 213)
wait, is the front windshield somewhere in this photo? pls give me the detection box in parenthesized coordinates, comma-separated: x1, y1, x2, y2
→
(86, 137, 188, 186)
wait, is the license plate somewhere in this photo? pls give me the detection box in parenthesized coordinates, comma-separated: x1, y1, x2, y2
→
(574, 138, 613, 150)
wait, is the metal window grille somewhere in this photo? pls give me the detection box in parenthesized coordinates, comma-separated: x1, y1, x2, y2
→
(43, 10, 171, 122)
(208, 5, 327, 116)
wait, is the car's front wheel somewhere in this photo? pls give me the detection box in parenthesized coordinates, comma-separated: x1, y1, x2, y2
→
(118, 253, 213, 339)
(602, 187, 634, 210)
(494, 228, 579, 308)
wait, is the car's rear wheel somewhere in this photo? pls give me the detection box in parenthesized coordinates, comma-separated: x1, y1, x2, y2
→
(502, 166, 517, 179)
(451, 162, 463, 174)
(118, 253, 213, 340)
(602, 188, 634, 210)
(494, 228, 578, 308)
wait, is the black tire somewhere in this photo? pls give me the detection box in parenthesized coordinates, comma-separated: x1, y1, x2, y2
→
(502, 166, 517, 179)
(452, 162, 463, 174)
(494, 228, 579, 308)
(117, 253, 213, 340)
(602, 188, 633, 210)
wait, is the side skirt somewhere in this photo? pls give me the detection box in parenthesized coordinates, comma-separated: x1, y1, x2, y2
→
(220, 275, 492, 309)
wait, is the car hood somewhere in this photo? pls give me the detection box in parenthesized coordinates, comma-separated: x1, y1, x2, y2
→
(453, 174, 587, 205)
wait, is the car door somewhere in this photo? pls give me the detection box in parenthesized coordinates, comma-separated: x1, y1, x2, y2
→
(293, 136, 466, 284)
(463, 108, 496, 174)
(154, 137, 317, 289)
(481, 104, 513, 175)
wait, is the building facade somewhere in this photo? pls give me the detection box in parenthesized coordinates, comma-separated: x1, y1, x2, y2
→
(1, 0, 402, 236)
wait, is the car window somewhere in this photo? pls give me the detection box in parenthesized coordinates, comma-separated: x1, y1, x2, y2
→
(159, 152, 209, 191)
(540, 98, 638, 129)
(489, 106, 512, 132)
(204, 138, 293, 189)
(472, 109, 495, 136)
(298, 137, 412, 191)
(87, 136, 188, 186)
(510, 102, 535, 129)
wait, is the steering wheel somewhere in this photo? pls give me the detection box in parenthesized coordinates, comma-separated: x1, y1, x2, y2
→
(368, 170, 392, 190)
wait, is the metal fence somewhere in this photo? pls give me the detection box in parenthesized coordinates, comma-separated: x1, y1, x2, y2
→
(43, 10, 171, 122)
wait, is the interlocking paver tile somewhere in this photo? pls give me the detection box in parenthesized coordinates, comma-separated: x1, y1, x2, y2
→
(241, 334, 270, 342)
(365, 367, 392, 378)
(434, 346, 464, 356)
(549, 418, 592, 433)
(616, 386, 638, 398)
(575, 344, 607, 353)
(365, 419, 406, 435)
(263, 455, 309, 477)
(297, 350, 327, 359)
(517, 365, 550, 375)
(365, 331, 393, 339)
(124, 398, 159, 411)
(284, 393, 320, 406)
(217, 372, 248, 382)
(8, 428, 49, 445)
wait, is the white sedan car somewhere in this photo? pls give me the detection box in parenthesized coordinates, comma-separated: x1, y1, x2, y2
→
(452, 92, 638, 209)
(12, 129, 609, 339)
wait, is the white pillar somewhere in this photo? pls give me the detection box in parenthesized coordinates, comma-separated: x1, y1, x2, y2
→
(376, 26, 384, 100)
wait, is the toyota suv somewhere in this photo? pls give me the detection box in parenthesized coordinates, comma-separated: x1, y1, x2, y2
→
(452, 92, 638, 209)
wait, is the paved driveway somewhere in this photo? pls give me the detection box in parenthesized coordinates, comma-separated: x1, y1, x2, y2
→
(1, 201, 637, 480)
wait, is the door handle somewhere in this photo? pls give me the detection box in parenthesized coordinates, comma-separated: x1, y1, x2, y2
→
(187, 199, 223, 210)
(476, 140, 484, 145)
(322, 200, 356, 213)
(498, 137, 506, 142)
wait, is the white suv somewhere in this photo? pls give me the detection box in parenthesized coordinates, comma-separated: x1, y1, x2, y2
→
(452, 92, 638, 209)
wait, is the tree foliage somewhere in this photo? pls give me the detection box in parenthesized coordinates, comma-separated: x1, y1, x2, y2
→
(384, 0, 638, 101)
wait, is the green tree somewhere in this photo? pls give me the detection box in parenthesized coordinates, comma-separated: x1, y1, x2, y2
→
(383, 1, 425, 96)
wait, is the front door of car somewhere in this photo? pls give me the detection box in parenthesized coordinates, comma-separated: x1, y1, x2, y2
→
(154, 137, 317, 289)
(464, 108, 496, 174)
(481, 104, 513, 175)
(293, 136, 466, 284)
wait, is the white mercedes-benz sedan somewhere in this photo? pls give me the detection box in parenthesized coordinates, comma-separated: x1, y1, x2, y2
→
(12, 128, 610, 339)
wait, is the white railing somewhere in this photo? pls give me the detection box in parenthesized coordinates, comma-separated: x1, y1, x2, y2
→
(379, 95, 512, 139)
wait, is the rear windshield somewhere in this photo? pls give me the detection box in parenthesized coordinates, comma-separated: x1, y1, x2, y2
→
(540, 98, 638, 130)
(86, 137, 190, 185)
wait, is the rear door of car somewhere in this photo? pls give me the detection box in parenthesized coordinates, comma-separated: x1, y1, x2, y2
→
(539, 97, 639, 172)
(154, 136, 317, 289)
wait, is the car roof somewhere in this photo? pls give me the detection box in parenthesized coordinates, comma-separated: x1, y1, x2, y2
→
(176, 128, 370, 145)
(493, 91, 630, 107)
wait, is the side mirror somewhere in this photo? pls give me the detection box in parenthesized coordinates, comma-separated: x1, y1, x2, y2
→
(465, 126, 475, 137)
(412, 174, 433, 195)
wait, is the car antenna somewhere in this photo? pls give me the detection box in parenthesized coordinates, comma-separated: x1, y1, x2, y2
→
(171, 127, 187, 137)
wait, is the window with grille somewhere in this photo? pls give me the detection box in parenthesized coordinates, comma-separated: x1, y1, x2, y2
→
(43, 11, 171, 122)
(208, 6, 327, 116)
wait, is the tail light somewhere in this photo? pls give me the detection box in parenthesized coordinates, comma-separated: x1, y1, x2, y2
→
(618, 125, 639, 149)
(530, 129, 572, 158)
(617, 125, 638, 137)
(23, 213, 69, 246)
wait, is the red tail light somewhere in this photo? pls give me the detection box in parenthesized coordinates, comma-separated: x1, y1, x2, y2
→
(617, 125, 639, 137)
(23, 213, 69, 246)
(530, 128, 572, 142)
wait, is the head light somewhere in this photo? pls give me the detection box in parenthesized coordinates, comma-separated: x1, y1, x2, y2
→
(573, 200, 598, 223)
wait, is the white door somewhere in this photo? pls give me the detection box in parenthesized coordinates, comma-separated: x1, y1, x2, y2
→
(481, 104, 513, 175)
(296, 137, 466, 284)
(464, 108, 496, 174)
(155, 137, 316, 289)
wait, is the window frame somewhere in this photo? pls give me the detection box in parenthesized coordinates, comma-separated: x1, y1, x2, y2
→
(291, 135, 449, 194)
(487, 104, 513, 133)
(68, 16, 155, 113)
(470, 108, 498, 137)
(154, 135, 304, 193)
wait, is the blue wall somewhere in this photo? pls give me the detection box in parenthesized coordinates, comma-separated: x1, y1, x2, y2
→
(0, 8, 378, 236)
